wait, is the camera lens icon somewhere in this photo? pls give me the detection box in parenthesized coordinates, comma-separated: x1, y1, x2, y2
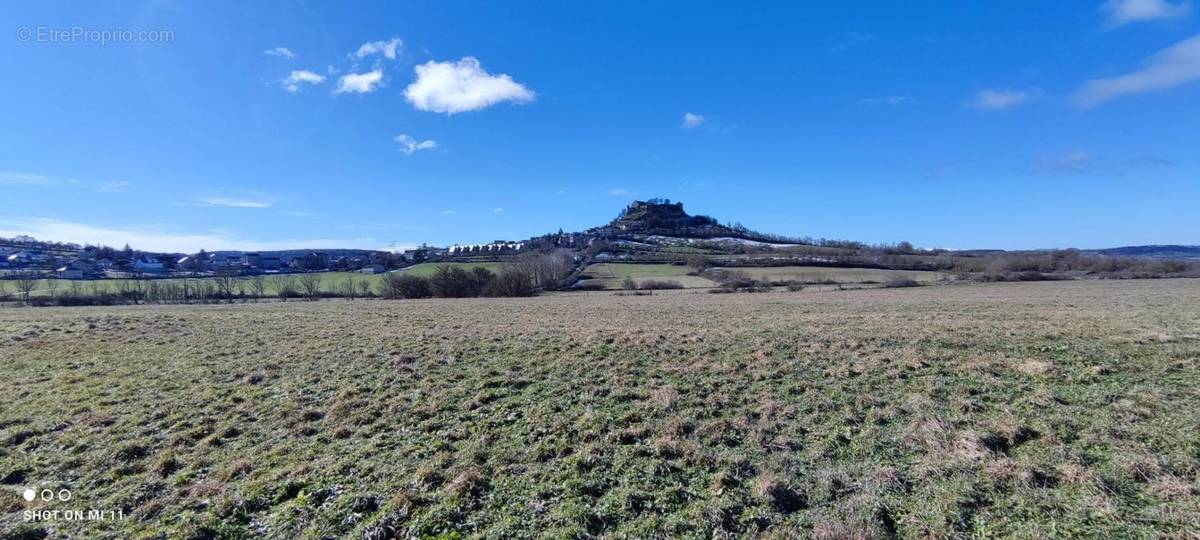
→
(23, 488, 36, 501)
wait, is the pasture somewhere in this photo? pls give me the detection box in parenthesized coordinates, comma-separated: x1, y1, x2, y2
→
(720, 266, 949, 284)
(1, 279, 1198, 538)
(579, 263, 716, 289)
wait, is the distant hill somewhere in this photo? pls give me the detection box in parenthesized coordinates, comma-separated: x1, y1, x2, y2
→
(1092, 245, 1200, 260)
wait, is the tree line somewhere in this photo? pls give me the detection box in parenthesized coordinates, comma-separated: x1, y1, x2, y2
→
(1, 252, 578, 307)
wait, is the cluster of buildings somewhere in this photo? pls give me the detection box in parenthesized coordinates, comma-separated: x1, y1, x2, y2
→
(446, 242, 525, 255)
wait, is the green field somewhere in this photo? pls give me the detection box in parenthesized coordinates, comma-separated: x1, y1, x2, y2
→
(719, 265, 949, 284)
(576, 263, 948, 290)
(579, 263, 717, 289)
(398, 262, 511, 278)
(2, 279, 1198, 537)
(4, 264, 513, 298)
(7, 272, 383, 298)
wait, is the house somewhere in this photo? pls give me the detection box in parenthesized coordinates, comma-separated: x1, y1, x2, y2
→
(95, 258, 114, 270)
(132, 257, 165, 274)
(258, 256, 282, 270)
(240, 252, 261, 267)
(6, 252, 32, 264)
(211, 256, 241, 270)
(56, 260, 96, 280)
(358, 264, 386, 274)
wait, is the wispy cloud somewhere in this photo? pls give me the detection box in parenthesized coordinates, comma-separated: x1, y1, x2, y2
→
(336, 69, 384, 94)
(1034, 150, 1091, 173)
(1073, 35, 1200, 108)
(608, 188, 629, 196)
(1101, 0, 1192, 28)
(440, 209, 457, 215)
(1130, 155, 1174, 167)
(969, 88, 1035, 110)
(283, 70, 325, 92)
(1, 171, 132, 191)
(681, 112, 705, 129)
(860, 96, 914, 105)
(394, 134, 439, 156)
(180, 197, 273, 209)
(355, 37, 402, 60)
(0, 218, 384, 253)
(493, 207, 505, 214)
(264, 47, 296, 59)
(96, 180, 133, 192)
(0, 171, 54, 185)
(404, 57, 534, 114)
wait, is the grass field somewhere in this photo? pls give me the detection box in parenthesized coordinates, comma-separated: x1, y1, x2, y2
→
(580, 263, 717, 289)
(718, 266, 949, 284)
(8, 264, 511, 298)
(577, 263, 948, 290)
(398, 262, 510, 278)
(2, 280, 1199, 537)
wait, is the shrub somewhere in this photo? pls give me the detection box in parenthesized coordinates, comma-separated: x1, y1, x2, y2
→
(381, 274, 432, 299)
(431, 266, 474, 298)
(882, 277, 920, 288)
(485, 267, 536, 297)
(639, 279, 683, 290)
(621, 278, 638, 290)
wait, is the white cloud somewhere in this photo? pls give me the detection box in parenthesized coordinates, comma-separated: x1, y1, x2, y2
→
(181, 197, 272, 209)
(0, 171, 54, 185)
(1101, 0, 1192, 28)
(265, 47, 296, 59)
(1034, 151, 1091, 173)
(283, 70, 326, 92)
(440, 209, 457, 215)
(355, 37, 402, 60)
(860, 96, 914, 105)
(1073, 35, 1200, 108)
(336, 70, 384, 94)
(0, 218, 384, 253)
(608, 188, 629, 196)
(96, 181, 132, 192)
(394, 134, 439, 156)
(1, 171, 132, 191)
(970, 89, 1034, 110)
(404, 57, 535, 114)
(681, 112, 705, 129)
(493, 207, 504, 214)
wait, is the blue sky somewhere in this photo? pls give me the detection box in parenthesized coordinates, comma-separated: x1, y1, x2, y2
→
(1, 1, 1198, 252)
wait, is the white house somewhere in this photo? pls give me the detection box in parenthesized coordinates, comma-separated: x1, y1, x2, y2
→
(132, 257, 165, 274)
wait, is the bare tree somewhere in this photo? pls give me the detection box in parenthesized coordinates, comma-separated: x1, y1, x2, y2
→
(0, 280, 8, 301)
(357, 278, 372, 298)
(214, 268, 239, 303)
(249, 275, 266, 301)
(297, 273, 322, 301)
(338, 278, 356, 300)
(45, 279, 59, 298)
(15, 272, 38, 304)
(271, 275, 297, 301)
(515, 249, 576, 291)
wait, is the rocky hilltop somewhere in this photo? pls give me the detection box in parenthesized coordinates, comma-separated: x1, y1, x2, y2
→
(591, 199, 725, 237)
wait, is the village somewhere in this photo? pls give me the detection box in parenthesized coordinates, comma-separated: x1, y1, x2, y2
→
(0, 234, 546, 281)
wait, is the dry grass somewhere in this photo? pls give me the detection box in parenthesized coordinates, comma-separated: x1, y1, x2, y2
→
(1, 279, 1198, 537)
